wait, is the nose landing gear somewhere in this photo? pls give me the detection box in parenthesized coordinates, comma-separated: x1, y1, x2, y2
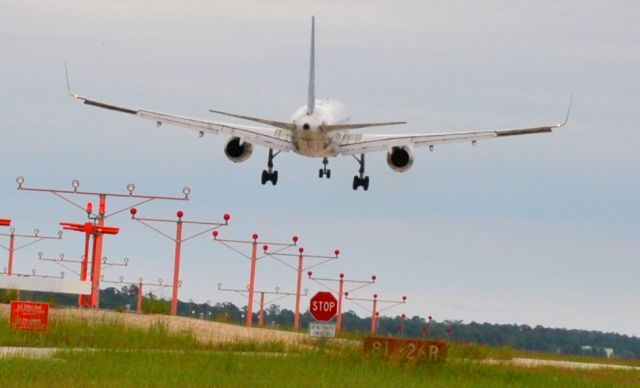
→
(352, 153, 369, 191)
(319, 157, 331, 179)
(261, 148, 279, 185)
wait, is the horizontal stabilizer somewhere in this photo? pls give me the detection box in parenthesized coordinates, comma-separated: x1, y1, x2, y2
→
(320, 121, 406, 132)
(209, 109, 295, 131)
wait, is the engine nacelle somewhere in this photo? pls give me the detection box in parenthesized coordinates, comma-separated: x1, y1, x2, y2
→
(386, 146, 414, 172)
(224, 137, 253, 163)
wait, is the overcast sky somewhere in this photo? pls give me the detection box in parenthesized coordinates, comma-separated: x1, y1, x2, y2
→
(1, 1, 639, 335)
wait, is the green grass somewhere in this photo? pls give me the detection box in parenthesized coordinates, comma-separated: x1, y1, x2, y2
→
(2, 313, 639, 387)
(0, 315, 204, 349)
(0, 349, 639, 387)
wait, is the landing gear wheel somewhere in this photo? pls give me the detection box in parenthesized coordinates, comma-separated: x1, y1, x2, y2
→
(262, 148, 280, 186)
(351, 153, 370, 191)
(319, 158, 331, 179)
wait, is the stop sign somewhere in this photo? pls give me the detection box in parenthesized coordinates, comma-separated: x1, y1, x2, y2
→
(309, 291, 338, 322)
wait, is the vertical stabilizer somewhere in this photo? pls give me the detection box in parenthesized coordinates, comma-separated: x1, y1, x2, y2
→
(306, 16, 315, 115)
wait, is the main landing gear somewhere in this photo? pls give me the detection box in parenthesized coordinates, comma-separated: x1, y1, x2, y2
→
(261, 148, 279, 185)
(319, 157, 331, 179)
(352, 153, 370, 191)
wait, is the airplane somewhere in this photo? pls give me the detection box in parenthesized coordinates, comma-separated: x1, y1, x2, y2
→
(67, 16, 571, 191)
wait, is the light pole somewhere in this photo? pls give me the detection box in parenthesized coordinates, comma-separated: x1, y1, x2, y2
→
(130, 208, 229, 316)
(0, 227, 62, 276)
(213, 232, 298, 327)
(217, 283, 304, 327)
(266, 246, 340, 330)
(17, 177, 190, 308)
(345, 293, 407, 336)
(307, 272, 376, 333)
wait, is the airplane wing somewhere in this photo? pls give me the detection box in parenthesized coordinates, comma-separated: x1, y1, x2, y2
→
(70, 94, 294, 152)
(339, 100, 572, 156)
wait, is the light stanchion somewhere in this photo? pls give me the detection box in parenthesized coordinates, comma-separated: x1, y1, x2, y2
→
(265, 246, 340, 330)
(217, 283, 305, 326)
(212, 232, 298, 327)
(345, 293, 407, 335)
(130, 209, 229, 316)
(0, 227, 63, 276)
(17, 177, 190, 308)
(101, 276, 175, 313)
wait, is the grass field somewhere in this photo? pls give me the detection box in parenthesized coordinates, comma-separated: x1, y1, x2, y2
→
(1, 312, 640, 387)
(2, 349, 640, 387)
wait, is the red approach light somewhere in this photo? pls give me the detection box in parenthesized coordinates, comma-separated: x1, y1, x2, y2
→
(60, 222, 119, 235)
(371, 275, 377, 282)
(447, 327, 453, 334)
(307, 271, 313, 278)
(0, 219, 11, 227)
(428, 315, 432, 321)
(212, 230, 219, 238)
(223, 213, 231, 222)
(401, 313, 406, 319)
(334, 249, 340, 257)
(292, 235, 299, 243)
(262, 244, 269, 252)
(130, 208, 138, 216)
(402, 296, 407, 302)
(99, 203, 106, 214)
(252, 233, 258, 241)
(339, 273, 344, 278)
(344, 292, 349, 297)
(373, 294, 378, 299)
(86, 202, 93, 214)
(177, 210, 184, 219)
(298, 247, 304, 254)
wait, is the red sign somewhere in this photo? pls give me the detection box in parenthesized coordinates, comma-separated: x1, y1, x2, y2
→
(364, 337, 448, 363)
(10, 301, 49, 332)
(309, 291, 338, 321)
(0, 218, 11, 227)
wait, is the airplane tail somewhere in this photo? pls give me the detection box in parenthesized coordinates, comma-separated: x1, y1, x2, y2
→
(306, 16, 315, 115)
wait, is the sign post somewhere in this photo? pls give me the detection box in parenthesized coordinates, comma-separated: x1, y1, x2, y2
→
(309, 291, 338, 338)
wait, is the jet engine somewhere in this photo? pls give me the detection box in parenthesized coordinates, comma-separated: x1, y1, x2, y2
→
(224, 137, 253, 163)
(386, 146, 414, 172)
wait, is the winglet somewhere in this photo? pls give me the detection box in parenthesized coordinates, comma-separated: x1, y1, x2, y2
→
(556, 94, 573, 128)
(306, 16, 315, 115)
(64, 63, 80, 99)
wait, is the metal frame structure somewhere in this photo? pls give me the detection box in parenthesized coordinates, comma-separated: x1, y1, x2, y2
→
(130, 208, 229, 315)
(38, 252, 128, 306)
(307, 272, 376, 333)
(16, 177, 190, 308)
(217, 283, 305, 326)
(265, 246, 340, 330)
(212, 232, 298, 327)
(0, 227, 62, 276)
(345, 293, 407, 335)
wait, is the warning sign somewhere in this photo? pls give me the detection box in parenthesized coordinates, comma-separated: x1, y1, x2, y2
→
(10, 301, 49, 332)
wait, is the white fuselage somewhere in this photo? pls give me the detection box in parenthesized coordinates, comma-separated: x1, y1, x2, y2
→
(289, 99, 349, 157)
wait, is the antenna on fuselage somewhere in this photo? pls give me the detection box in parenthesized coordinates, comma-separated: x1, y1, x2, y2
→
(306, 16, 315, 115)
